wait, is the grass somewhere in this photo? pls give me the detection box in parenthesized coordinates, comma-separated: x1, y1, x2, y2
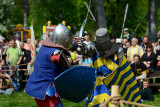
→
(0, 88, 160, 107)
(142, 94, 160, 106)
(0, 91, 36, 107)
(0, 88, 86, 107)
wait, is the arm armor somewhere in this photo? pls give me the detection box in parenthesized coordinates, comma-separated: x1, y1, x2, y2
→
(54, 50, 71, 71)
(59, 50, 71, 71)
(84, 42, 96, 57)
(117, 47, 124, 63)
(76, 42, 96, 57)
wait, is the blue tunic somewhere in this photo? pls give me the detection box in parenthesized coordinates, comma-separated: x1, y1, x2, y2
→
(25, 45, 63, 100)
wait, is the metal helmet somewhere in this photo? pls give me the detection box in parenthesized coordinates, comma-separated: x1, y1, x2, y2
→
(95, 28, 119, 58)
(95, 28, 110, 43)
(50, 23, 72, 49)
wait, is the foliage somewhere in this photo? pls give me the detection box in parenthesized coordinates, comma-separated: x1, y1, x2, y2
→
(158, 1, 160, 32)
(104, 0, 149, 38)
(1, 0, 160, 40)
(105, 0, 160, 38)
(12, 0, 24, 25)
(0, 0, 15, 36)
(28, 0, 96, 38)
(27, 0, 159, 39)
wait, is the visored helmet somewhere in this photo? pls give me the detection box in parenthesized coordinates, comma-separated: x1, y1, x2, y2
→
(50, 23, 72, 49)
(95, 28, 119, 58)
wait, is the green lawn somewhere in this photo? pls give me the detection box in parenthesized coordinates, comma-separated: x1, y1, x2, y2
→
(0, 90, 159, 107)
(0, 90, 86, 107)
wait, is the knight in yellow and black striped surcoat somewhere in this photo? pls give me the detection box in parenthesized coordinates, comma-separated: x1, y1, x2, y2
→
(76, 28, 141, 107)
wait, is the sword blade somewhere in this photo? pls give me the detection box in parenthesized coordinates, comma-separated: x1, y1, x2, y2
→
(84, 2, 96, 21)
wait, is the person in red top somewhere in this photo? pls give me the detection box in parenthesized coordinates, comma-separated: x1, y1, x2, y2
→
(24, 38, 31, 50)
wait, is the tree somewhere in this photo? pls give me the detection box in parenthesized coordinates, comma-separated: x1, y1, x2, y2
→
(92, 0, 107, 28)
(146, 0, 158, 43)
(25, 0, 159, 39)
(28, 0, 92, 38)
(0, 0, 14, 36)
(24, 0, 29, 26)
(12, 0, 24, 25)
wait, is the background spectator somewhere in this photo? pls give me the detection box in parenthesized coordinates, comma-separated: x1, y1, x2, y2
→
(140, 79, 154, 101)
(111, 37, 116, 43)
(127, 37, 144, 63)
(156, 37, 160, 51)
(24, 38, 31, 50)
(131, 55, 148, 80)
(126, 41, 131, 48)
(9, 65, 20, 92)
(123, 41, 131, 57)
(3, 39, 9, 49)
(141, 44, 156, 73)
(0, 40, 5, 49)
(0, 63, 14, 95)
(6, 40, 22, 66)
(39, 40, 44, 47)
(141, 36, 150, 51)
(156, 46, 160, 70)
(0, 41, 5, 60)
(158, 30, 160, 36)
(70, 51, 81, 65)
(23, 43, 31, 64)
(35, 38, 40, 52)
(19, 41, 27, 81)
(83, 31, 91, 45)
(79, 55, 91, 67)
(151, 43, 157, 54)
(19, 41, 25, 54)
(21, 43, 31, 81)
(123, 28, 130, 40)
(1, 59, 9, 74)
(43, 30, 50, 40)
(122, 38, 128, 48)
(3, 39, 10, 60)
(67, 56, 73, 66)
(6, 39, 22, 90)
(116, 38, 122, 47)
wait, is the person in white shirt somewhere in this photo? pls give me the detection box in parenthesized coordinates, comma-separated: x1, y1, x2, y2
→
(83, 31, 91, 45)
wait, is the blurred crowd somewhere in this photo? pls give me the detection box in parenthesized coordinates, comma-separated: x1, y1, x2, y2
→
(0, 37, 42, 94)
(70, 29, 160, 75)
(0, 27, 160, 101)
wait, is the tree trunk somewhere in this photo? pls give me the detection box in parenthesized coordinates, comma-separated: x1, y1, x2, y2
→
(92, 0, 107, 28)
(24, 0, 29, 27)
(146, 0, 158, 43)
(107, 0, 114, 37)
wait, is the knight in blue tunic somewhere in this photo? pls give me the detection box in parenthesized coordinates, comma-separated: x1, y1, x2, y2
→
(25, 24, 72, 107)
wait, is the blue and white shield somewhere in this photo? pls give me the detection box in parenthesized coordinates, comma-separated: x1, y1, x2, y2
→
(54, 66, 96, 103)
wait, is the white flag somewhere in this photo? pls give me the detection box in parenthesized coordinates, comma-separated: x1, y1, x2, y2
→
(28, 20, 36, 75)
